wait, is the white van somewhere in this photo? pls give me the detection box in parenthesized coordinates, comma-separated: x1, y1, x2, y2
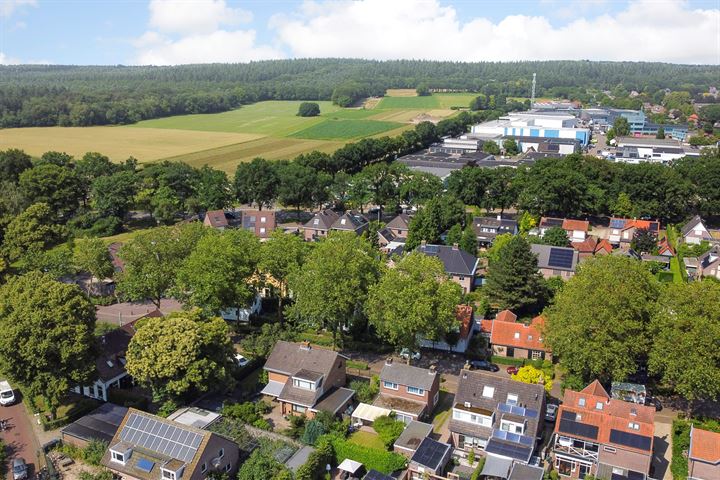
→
(0, 380, 16, 406)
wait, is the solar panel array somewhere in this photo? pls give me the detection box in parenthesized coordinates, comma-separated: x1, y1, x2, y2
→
(411, 438, 450, 470)
(609, 429, 652, 451)
(497, 402, 539, 419)
(485, 439, 532, 461)
(492, 429, 535, 447)
(363, 470, 394, 480)
(558, 418, 599, 440)
(543, 218, 564, 227)
(648, 223, 659, 232)
(119, 413, 203, 463)
(610, 219, 626, 229)
(548, 248, 575, 269)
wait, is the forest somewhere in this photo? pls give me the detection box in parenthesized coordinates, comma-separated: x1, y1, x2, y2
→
(1, 59, 718, 128)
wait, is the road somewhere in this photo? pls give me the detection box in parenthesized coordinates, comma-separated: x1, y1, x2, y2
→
(1, 396, 39, 480)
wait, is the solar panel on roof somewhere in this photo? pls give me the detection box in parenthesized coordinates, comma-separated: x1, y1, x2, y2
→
(609, 429, 652, 451)
(544, 218, 563, 227)
(411, 439, 449, 470)
(610, 219, 625, 229)
(548, 248, 575, 269)
(485, 439, 532, 461)
(118, 413, 203, 463)
(492, 429, 534, 447)
(558, 418, 599, 440)
(136, 459, 155, 473)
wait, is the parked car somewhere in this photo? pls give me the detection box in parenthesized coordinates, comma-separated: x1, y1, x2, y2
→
(233, 353, 249, 368)
(13, 458, 28, 480)
(506, 366, 519, 375)
(0, 380, 15, 406)
(469, 360, 499, 372)
(399, 349, 421, 361)
(645, 396, 663, 411)
(545, 404, 559, 422)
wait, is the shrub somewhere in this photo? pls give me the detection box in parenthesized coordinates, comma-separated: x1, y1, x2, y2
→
(0, 439, 6, 476)
(285, 414, 307, 439)
(301, 419, 327, 445)
(323, 433, 406, 474)
(470, 456, 485, 480)
(157, 399, 178, 418)
(467, 449, 475, 465)
(372, 415, 406, 449)
(222, 401, 270, 425)
(252, 418, 272, 431)
(79, 471, 113, 480)
(350, 375, 379, 404)
(83, 439, 108, 466)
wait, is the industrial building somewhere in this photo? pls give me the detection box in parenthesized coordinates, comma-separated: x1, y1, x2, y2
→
(581, 108, 688, 140)
(615, 137, 700, 163)
(470, 111, 591, 147)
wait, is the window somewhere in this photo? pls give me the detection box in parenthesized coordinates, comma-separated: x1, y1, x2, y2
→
(313, 219, 319, 225)
(531, 350, 542, 360)
(340, 219, 346, 225)
(293, 378, 314, 390)
(595, 402, 603, 410)
(506, 393, 519, 405)
(259, 228, 266, 234)
(603, 446, 616, 453)
(162, 470, 175, 480)
(482, 385, 495, 398)
(292, 404, 307, 413)
(578, 397, 586, 407)
(575, 413, 582, 421)
(514, 332, 520, 339)
(407, 386, 424, 396)
(383, 381, 399, 390)
(110, 451, 125, 464)
(612, 467, 626, 476)
(201, 463, 207, 474)
(528, 335, 533, 341)
(218, 448, 224, 459)
(500, 419, 524, 434)
(224, 464, 231, 473)
(452, 409, 492, 427)
(628, 422, 640, 430)
(260, 217, 266, 223)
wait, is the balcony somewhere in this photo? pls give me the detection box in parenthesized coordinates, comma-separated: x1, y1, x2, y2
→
(554, 435, 599, 461)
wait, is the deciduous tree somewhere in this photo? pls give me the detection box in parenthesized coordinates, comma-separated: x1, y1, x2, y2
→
(543, 227, 570, 247)
(234, 158, 279, 210)
(73, 237, 114, 289)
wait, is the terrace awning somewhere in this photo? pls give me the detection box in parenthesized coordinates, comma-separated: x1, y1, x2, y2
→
(480, 454, 513, 479)
(260, 380, 285, 397)
(350, 403, 391, 423)
(337, 459, 363, 474)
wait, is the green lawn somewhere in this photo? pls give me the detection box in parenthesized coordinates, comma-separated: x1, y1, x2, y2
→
(348, 431, 385, 450)
(431, 390, 454, 434)
(377, 95, 440, 109)
(323, 108, 380, 120)
(435, 93, 478, 109)
(669, 256, 686, 283)
(291, 119, 403, 140)
(132, 101, 340, 136)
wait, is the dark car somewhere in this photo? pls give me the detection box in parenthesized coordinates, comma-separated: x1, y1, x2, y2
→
(645, 397, 663, 411)
(470, 360, 499, 372)
(506, 366, 519, 375)
(13, 458, 28, 480)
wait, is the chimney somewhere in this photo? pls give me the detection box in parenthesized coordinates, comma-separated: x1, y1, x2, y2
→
(452, 243, 459, 250)
(496, 214, 502, 221)
(421, 240, 427, 247)
(300, 341, 311, 351)
(429, 365, 437, 375)
(463, 360, 471, 370)
(385, 357, 393, 366)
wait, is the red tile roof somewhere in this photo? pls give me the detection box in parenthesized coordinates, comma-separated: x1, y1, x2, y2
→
(690, 426, 720, 463)
(572, 237, 598, 253)
(657, 239, 675, 256)
(611, 217, 660, 232)
(204, 210, 228, 228)
(563, 219, 590, 232)
(456, 305, 473, 339)
(490, 314, 548, 352)
(556, 382, 655, 453)
(495, 310, 517, 323)
(595, 239, 613, 254)
(479, 319, 493, 336)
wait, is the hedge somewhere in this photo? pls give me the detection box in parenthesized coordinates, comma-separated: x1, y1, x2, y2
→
(490, 355, 525, 367)
(323, 434, 406, 474)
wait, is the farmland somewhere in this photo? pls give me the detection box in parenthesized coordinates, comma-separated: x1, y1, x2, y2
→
(0, 92, 472, 172)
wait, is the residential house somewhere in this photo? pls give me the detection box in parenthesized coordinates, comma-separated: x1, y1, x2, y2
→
(684, 245, 720, 281)
(508, 463, 545, 480)
(551, 380, 655, 480)
(374, 358, 440, 424)
(72, 318, 147, 402)
(572, 237, 613, 262)
(102, 408, 239, 480)
(681, 216, 713, 245)
(241, 210, 276, 239)
(302, 209, 340, 241)
(377, 227, 398, 250)
(657, 238, 675, 257)
(393, 420, 433, 458)
(386, 213, 412, 239)
(61, 403, 128, 448)
(203, 210, 229, 229)
(471, 215, 518, 247)
(595, 239, 613, 256)
(331, 211, 369, 235)
(417, 242, 479, 293)
(530, 244, 579, 280)
(539, 218, 589, 242)
(418, 305, 475, 353)
(489, 311, 552, 361)
(608, 218, 660, 245)
(688, 425, 720, 480)
(449, 369, 545, 465)
(640, 254, 670, 270)
(407, 438, 452, 480)
(261, 341, 354, 419)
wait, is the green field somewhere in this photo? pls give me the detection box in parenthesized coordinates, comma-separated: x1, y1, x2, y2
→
(291, 119, 403, 140)
(377, 95, 441, 109)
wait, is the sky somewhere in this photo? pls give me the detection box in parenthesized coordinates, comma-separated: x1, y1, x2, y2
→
(1, 0, 719, 66)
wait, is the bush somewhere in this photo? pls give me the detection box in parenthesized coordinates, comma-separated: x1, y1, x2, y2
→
(252, 418, 272, 431)
(284, 414, 307, 439)
(490, 355, 525, 367)
(467, 449, 475, 465)
(157, 399, 178, 418)
(350, 375, 379, 404)
(78, 471, 113, 480)
(301, 419, 327, 445)
(323, 433, 406, 474)
(297, 102, 321, 117)
(107, 388, 148, 410)
(222, 401, 271, 426)
(372, 415, 405, 449)
(0, 439, 6, 476)
(83, 439, 108, 466)
(470, 456, 485, 480)
(296, 436, 334, 480)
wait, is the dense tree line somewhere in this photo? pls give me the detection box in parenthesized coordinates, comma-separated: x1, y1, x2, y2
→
(1, 59, 717, 127)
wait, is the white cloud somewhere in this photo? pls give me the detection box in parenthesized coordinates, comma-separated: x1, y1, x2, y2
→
(0, 52, 19, 64)
(148, 0, 252, 34)
(0, 51, 49, 64)
(135, 29, 284, 65)
(270, 0, 720, 64)
(0, 0, 36, 17)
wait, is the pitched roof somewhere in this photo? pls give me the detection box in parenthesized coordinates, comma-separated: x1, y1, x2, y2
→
(657, 239, 675, 256)
(689, 425, 720, 464)
(61, 403, 128, 444)
(681, 215, 706, 236)
(556, 382, 655, 453)
(377, 227, 396, 243)
(264, 341, 344, 378)
(478, 319, 493, 336)
(609, 217, 660, 233)
(471, 216, 517, 241)
(96, 321, 138, 382)
(304, 209, 340, 230)
(495, 310, 517, 323)
(490, 315, 548, 352)
(331, 211, 369, 231)
(595, 238, 614, 254)
(572, 236, 597, 254)
(563, 219, 590, 232)
(456, 305, 473, 339)
(417, 243, 478, 276)
(530, 244, 578, 272)
(204, 210, 228, 228)
(386, 213, 412, 231)
(380, 360, 438, 391)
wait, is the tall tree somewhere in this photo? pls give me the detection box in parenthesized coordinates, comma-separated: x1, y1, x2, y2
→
(259, 230, 308, 324)
(544, 255, 660, 384)
(613, 116, 631, 136)
(366, 253, 462, 362)
(126, 310, 235, 401)
(0, 272, 95, 416)
(0, 148, 32, 182)
(276, 162, 330, 213)
(19, 163, 85, 219)
(117, 223, 205, 308)
(649, 281, 720, 402)
(175, 229, 261, 319)
(193, 165, 232, 211)
(485, 167, 519, 214)
(287, 232, 381, 349)
(234, 158, 279, 210)
(1, 203, 65, 262)
(399, 171, 443, 208)
(630, 228, 656, 254)
(91, 170, 138, 219)
(543, 226, 570, 247)
(405, 195, 465, 250)
(73, 237, 114, 290)
(484, 235, 546, 313)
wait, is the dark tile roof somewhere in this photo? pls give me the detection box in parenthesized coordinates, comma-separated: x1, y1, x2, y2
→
(380, 361, 438, 391)
(96, 321, 138, 382)
(386, 213, 412, 232)
(472, 216, 517, 241)
(394, 420, 433, 452)
(61, 403, 128, 444)
(313, 387, 355, 415)
(377, 228, 396, 243)
(264, 341, 343, 377)
(410, 438, 451, 471)
(417, 243, 478, 276)
(508, 463, 544, 480)
(304, 209, 340, 230)
(278, 381, 320, 408)
(680, 215, 706, 237)
(331, 211, 369, 231)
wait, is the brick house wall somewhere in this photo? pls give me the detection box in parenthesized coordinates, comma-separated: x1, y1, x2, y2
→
(379, 370, 440, 419)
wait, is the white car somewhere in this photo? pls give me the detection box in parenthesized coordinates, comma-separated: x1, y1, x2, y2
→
(233, 354, 249, 367)
(0, 381, 15, 406)
(545, 404, 558, 422)
(399, 349, 421, 361)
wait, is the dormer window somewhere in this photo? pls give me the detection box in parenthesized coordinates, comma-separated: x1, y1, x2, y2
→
(161, 462, 185, 480)
(628, 422, 640, 430)
(111, 451, 126, 464)
(340, 218, 346, 225)
(313, 219, 319, 225)
(578, 397, 586, 407)
(292, 378, 316, 391)
(110, 445, 132, 465)
(514, 332, 520, 339)
(595, 402, 603, 410)
(507, 393, 519, 405)
(482, 386, 495, 398)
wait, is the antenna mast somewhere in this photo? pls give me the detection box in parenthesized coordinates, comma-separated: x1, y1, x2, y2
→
(531, 72, 536, 108)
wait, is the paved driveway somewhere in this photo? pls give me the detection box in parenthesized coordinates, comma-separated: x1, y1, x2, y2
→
(1, 396, 39, 480)
(652, 417, 673, 480)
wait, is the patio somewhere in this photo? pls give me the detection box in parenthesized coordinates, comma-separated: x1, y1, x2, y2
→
(263, 396, 291, 431)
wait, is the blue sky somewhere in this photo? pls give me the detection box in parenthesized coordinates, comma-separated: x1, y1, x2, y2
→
(1, 0, 719, 65)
